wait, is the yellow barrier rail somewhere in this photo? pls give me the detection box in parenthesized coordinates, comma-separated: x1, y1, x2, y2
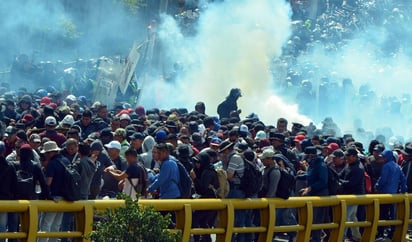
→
(0, 194, 410, 242)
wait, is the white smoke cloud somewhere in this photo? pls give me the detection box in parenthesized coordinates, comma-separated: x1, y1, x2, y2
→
(140, 0, 311, 125)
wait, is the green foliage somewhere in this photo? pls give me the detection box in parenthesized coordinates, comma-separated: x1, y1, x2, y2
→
(116, 0, 146, 14)
(86, 193, 181, 242)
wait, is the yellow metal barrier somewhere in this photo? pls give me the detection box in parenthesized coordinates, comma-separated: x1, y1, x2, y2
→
(0, 194, 410, 242)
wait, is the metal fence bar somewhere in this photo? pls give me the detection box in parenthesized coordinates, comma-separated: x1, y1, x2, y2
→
(0, 195, 410, 241)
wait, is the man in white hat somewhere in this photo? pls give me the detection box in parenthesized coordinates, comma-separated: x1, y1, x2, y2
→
(39, 141, 70, 242)
(40, 116, 66, 148)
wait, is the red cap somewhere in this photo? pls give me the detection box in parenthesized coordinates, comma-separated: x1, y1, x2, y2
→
(40, 96, 51, 106)
(294, 134, 306, 143)
(327, 142, 339, 152)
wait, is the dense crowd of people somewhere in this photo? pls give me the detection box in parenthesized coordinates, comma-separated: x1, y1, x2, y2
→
(0, 87, 409, 242)
(0, 1, 411, 242)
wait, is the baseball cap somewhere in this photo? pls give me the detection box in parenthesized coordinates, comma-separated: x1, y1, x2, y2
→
(104, 140, 121, 150)
(114, 128, 126, 137)
(210, 137, 222, 146)
(258, 148, 275, 159)
(45, 116, 57, 126)
(129, 132, 144, 140)
(29, 134, 41, 143)
(327, 142, 339, 152)
(330, 149, 345, 158)
(294, 134, 306, 143)
(344, 147, 358, 157)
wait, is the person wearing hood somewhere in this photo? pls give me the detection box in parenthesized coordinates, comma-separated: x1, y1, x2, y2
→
(375, 149, 407, 240)
(140, 135, 156, 169)
(88, 140, 114, 199)
(190, 152, 218, 242)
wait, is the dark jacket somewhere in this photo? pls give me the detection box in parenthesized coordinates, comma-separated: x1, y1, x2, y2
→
(193, 165, 219, 198)
(217, 97, 238, 119)
(307, 156, 328, 196)
(401, 159, 412, 193)
(0, 156, 17, 200)
(341, 160, 365, 195)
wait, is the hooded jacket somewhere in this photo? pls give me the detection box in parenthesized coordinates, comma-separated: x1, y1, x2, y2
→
(376, 150, 407, 194)
(140, 135, 155, 169)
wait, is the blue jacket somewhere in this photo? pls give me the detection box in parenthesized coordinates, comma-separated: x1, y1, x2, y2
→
(307, 157, 328, 196)
(376, 160, 407, 194)
(148, 158, 180, 198)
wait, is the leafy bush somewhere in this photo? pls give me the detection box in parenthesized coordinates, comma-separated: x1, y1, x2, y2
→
(86, 194, 181, 242)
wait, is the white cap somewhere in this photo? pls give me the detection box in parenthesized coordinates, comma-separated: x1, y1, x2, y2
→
(104, 140, 121, 150)
(45, 116, 57, 126)
(61, 114, 75, 126)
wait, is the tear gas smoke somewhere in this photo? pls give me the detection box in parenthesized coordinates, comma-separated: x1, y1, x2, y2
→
(140, 0, 312, 125)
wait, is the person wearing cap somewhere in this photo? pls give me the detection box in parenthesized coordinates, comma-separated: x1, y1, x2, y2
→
(1, 99, 20, 126)
(60, 138, 79, 163)
(4, 126, 18, 156)
(147, 143, 181, 199)
(176, 144, 193, 173)
(341, 148, 365, 242)
(88, 140, 115, 199)
(190, 152, 218, 242)
(39, 116, 67, 148)
(113, 128, 130, 158)
(99, 128, 114, 145)
(29, 133, 42, 158)
(327, 149, 346, 174)
(101, 141, 128, 198)
(218, 139, 253, 242)
(39, 141, 70, 242)
(129, 132, 144, 155)
(269, 131, 299, 173)
(368, 143, 385, 188)
(375, 149, 407, 240)
(299, 146, 328, 242)
(119, 113, 131, 129)
(0, 140, 18, 237)
(259, 149, 281, 198)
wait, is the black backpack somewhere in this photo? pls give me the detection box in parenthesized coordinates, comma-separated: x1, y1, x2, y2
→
(15, 169, 35, 199)
(58, 159, 82, 201)
(328, 167, 343, 195)
(174, 161, 193, 198)
(240, 157, 263, 198)
(276, 167, 296, 199)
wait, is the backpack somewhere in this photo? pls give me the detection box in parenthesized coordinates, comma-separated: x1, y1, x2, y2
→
(239, 157, 263, 197)
(364, 171, 372, 193)
(276, 167, 296, 199)
(128, 163, 149, 197)
(328, 167, 343, 195)
(58, 159, 82, 201)
(175, 161, 193, 198)
(212, 168, 230, 198)
(15, 169, 35, 199)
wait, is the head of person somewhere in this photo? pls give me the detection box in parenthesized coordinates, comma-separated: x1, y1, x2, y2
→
(331, 149, 345, 167)
(373, 144, 385, 159)
(81, 110, 93, 127)
(259, 148, 275, 167)
(29, 134, 41, 150)
(114, 128, 126, 142)
(129, 132, 144, 150)
(401, 143, 412, 161)
(67, 128, 80, 141)
(100, 128, 114, 145)
(269, 132, 285, 148)
(110, 116, 121, 131)
(195, 102, 205, 114)
(125, 148, 138, 164)
(65, 138, 79, 156)
(228, 88, 242, 100)
(193, 152, 210, 170)
(276, 118, 288, 133)
(304, 146, 319, 161)
(96, 104, 108, 119)
(379, 149, 394, 163)
(44, 116, 57, 130)
(90, 140, 104, 157)
(41, 141, 61, 160)
(78, 142, 90, 158)
(104, 141, 121, 160)
(218, 139, 235, 158)
(119, 114, 131, 128)
(19, 144, 33, 162)
(344, 147, 359, 164)
(154, 143, 170, 162)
